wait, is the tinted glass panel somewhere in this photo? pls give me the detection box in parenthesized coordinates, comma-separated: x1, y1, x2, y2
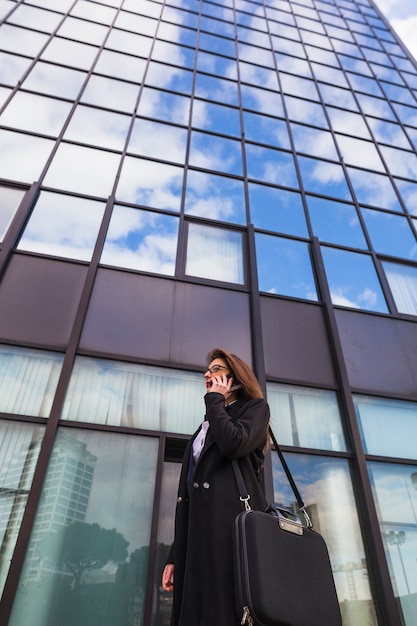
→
(248, 184, 308, 236)
(255, 234, 317, 301)
(100, 206, 179, 276)
(273, 453, 378, 625)
(367, 462, 417, 626)
(382, 261, 417, 316)
(321, 247, 388, 313)
(307, 196, 367, 248)
(0, 186, 25, 241)
(186, 223, 244, 284)
(361, 209, 417, 260)
(9, 429, 159, 626)
(267, 384, 346, 451)
(0, 421, 45, 598)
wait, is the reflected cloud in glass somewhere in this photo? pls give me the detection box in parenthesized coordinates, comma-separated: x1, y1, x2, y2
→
(101, 206, 179, 276)
(186, 223, 244, 284)
(357, 93, 395, 120)
(22, 62, 87, 100)
(94, 49, 146, 82)
(0, 51, 32, 86)
(298, 156, 351, 200)
(347, 168, 403, 212)
(189, 131, 242, 176)
(18, 191, 105, 260)
(0, 130, 54, 183)
(284, 95, 328, 128)
(192, 100, 241, 137)
(244, 112, 289, 148)
(184, 170, 245, 224)
(395, 179, 417, 216)
(361, 208, 417, 260)
(0, 186, 25, 241)
(41, 37, 98, 71)
(128, 119, 187, 164)
(0, 91, 72, 136)
(255, 233, 317, 300)
(197, 50, 237, 80)
(321, 246, 388, 312)
(145, 61, 193, 94)
(249, 184, 307, 237)
(105, 28, 153, 58)
(138, 87, 190, 125)
(64, 106, 130, 151)
(327, 108, 371, 139)
(194, 72, 238, 105)
(336, 135, 385, 171)
(116, 157, 184, 211)
(307, 196, 367, 248)
(81, 75, 139, 113)
(246, 145, 298, 188)
(241, 84, 284, 117)
(0, 24, 49, 57)
(57, 16, 108, 46)
(292, 124, 338, 159)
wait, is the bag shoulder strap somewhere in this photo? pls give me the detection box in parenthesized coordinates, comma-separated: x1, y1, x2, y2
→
(231, 425, 313, 527)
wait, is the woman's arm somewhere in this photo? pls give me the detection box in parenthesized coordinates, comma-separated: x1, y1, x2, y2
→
(162, 563, 174, 592)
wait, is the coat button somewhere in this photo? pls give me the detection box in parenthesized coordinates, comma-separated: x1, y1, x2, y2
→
(177, 496, 182, 503)
(193, 482, 199, 489)
(202, 482, 210, 489)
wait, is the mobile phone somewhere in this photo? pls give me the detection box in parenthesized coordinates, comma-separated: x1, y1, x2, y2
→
(227, 373, 242, 391)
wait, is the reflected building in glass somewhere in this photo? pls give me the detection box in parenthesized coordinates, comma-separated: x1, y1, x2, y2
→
(0, 0, 417, 625)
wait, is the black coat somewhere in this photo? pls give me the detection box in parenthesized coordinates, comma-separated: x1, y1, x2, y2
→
(168, 392, 270, 626)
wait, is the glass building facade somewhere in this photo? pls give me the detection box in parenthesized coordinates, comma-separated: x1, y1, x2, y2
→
(0, 0, 417, 624)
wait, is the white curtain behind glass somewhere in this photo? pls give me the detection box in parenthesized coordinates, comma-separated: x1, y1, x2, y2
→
(185, 223, 244, 284)
(383, 261, 417, 315)
(0, 346, 63, 417)
(63, 357, 204, 434)
(267, 383, 346, 451)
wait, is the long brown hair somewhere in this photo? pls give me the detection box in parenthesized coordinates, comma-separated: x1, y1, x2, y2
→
(206, 347, 264, 400)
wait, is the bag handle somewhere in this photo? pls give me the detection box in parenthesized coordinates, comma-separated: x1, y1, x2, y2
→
(232, 425, 313, 527)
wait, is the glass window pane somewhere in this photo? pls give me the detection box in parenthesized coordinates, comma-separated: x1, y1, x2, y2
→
(395, 179, 417, 217)
(321, 247, 388, 313)
(292, 124, 338, 159)
(255, 233, 318, 300)
(184, 170, 246, 224)
(354, 395, 417, 459)
(41, 37, 98, 71)
(9, 429, 159, 626)
(186, 223, 244, 284)
(189, 131, 242, 176)
(18, 191, 106, 261)
(194, 73, 239, 105)
(0, 24, 49, 56)
(100, 206, 179, 276)
(248, 183, 308, 237)
(0, 92, 72, 137)
(128, 119, 187, 163)
(244, 112, 290, 148)
(272, 453, 378, 625)
(307, 196, 367, 248)
(0, 130, 54, 184)
(284, 95, 328, 128)
(361, 209, 417, 260)
(336, 135, 385, 171)
(138, 88, 190, 125)
(382, 261, 417, 316)
(63, 357, 203, 434)
(0, 186, 25, 241)
(0, 51, 32, 86)
(347, 168, 402, 212)
(0, 421, 45, 598)
(246, 146, 298, 188)
(367, 462, 417, 625)
(241, 85, 284, 117)
(145, 62, 193, 95)
(22, 62, 87, 100)
(63, 106, 130, 151)
(298, 156, 352, 200)
(116, 157, 184, 210)
(379, 145, 417, 180)
(105, 28, 153, 57)
(81, 75, 140, 113)
(267, 383, 347, 451)
(57, 16, 108, 46)
(327, 108, 372, 139)
(42, 143, 120, 197)
(192, 100, 241, 137)
(0, 344, 63, 417)
(94, 49, 146, 82)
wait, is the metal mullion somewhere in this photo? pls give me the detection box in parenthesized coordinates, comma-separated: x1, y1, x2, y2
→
(310, 235, 401, 626)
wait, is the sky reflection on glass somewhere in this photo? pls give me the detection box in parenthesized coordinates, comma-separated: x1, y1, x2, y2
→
(395, 179, 417, 216)
(145, 61, 193, 94)
(192, 100, 240, 137)
(298, 156, 351, 200)
(382, 261, 417, 316)
(255, 233, 317, 300)
(284, 95, 328, 128)
(244, 112, 290, 149)
(194, 72, 238, 105)
(246, 146, 298, 188)
(101, 206, 178, 276)
(0, 130, 54, 183)
(116, 157, 183, 211)
(184, 170, 245, 224)
(64, 106, 130, 151)
(0, 186, 25, 241)
(186, 223, 244, 284)
(307, 196, 367, 248)
(321, 247, 388, 313)
(138, 88, 190, 125)
(361, 208, 417, 260)
(347, 168, 402, 212)
(241, 85, 284, 117)
(0, 91, 72, 136)
(18, 191, 105, 261)
(249, 184, 308, 237)
(128, 119, 187, 164)
(22, 62, 87, 100)
(189, 131, 242, 176)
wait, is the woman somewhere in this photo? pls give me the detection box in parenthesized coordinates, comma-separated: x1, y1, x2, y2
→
(162, 347, 270, 626)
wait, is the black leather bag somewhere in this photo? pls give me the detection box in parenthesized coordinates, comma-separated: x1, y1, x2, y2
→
(232, 427, 342, 626)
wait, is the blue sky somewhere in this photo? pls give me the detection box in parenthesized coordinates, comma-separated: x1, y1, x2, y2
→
(374, 0, 417, 60)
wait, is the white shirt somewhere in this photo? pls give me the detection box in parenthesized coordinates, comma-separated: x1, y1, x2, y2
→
(192, 420, 209, 463)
